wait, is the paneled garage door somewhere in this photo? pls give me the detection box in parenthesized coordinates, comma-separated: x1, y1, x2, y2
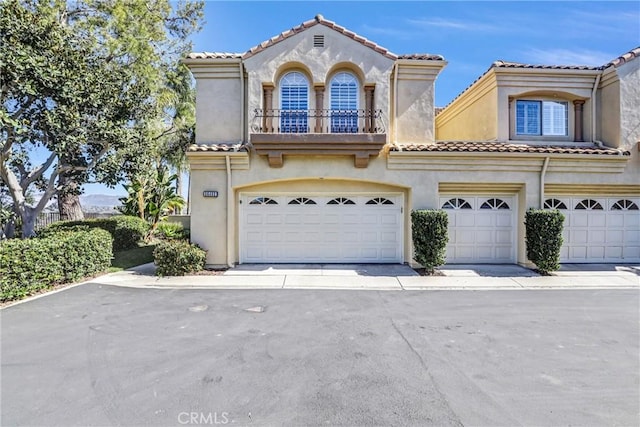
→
(440, 196, 516, 263)
(544, 197, 640, 263)
(239, 193, 403, 263)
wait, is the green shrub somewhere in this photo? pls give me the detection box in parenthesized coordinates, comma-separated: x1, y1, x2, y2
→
(0, 229, 113, 302)
(525, 209, 565, 275)
(411, 209, 449, 274)
(155, 222, 189, 240)
(40, 215, 148, 250)
(154, 240, 206, 276)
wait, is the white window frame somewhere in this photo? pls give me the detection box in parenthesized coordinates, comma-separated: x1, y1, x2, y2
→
(514, 99, 569, 138)
(329, 72, 359, 133)
(280, 71, 309, 133)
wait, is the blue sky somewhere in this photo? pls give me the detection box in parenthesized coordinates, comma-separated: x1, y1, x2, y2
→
(85, 0, 639, 197)
(193, 1, 639, 106)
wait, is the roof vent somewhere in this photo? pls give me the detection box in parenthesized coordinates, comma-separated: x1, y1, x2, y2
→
(313, 35, 324, 48)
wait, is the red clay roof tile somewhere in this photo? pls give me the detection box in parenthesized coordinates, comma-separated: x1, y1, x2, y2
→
(391, 141, 630, 156)
(187, 15, 443, 62)
(187, 143, 249, 152)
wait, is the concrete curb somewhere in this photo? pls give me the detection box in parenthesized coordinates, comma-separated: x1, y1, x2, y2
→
(87, 266, 639, 291)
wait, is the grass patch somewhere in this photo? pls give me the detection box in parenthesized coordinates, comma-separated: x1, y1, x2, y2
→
(110, 243, 157, 272)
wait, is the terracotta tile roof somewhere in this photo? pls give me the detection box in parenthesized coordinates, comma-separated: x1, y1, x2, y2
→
(186, 16, 443, 63)
(185, 52, 243, 59)
(603, 46, 640, 69)
(397, 53, 445, 61)
(491, 60, 600, 71)
(391, 141, 631, 156)
(187, 143, 249, 152)
(438, 47, 638, 114)
(242, 14, 399, 60)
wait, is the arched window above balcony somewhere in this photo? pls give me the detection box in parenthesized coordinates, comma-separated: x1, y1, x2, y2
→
(280, 71, 309, 133)
(330, 72, 359, 133)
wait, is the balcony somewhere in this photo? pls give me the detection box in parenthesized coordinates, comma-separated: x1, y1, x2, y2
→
(250, 109, 387, 168)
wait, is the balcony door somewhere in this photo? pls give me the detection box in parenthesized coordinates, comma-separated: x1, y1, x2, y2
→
(280, 71, 308, 133)
(330, 72, 359, 133)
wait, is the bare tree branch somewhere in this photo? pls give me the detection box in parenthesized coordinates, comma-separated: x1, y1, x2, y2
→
(20, 152, 57, 189)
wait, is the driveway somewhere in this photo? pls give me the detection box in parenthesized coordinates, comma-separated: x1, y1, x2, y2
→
(89, 262, 639, 290)
(2, 284, 639, 426)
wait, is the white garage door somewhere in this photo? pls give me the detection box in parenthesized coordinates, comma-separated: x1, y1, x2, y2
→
(239, 193, 403, 263)
(440, 196, 516, 263)
(544, 197, 640, 263)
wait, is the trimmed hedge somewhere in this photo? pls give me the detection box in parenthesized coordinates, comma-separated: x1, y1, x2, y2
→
(0, 229, 113, 302)
(39, 215, 148, 250)
(411, 209, 449, 274)
(525, 209, 565, 275)
(154, 240, 206, 276)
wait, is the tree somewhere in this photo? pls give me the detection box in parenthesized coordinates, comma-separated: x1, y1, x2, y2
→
(0, 0, 203, 237)
(55, 0, 203, 220)
(0, 0, 151, 237)
(117, 167, 185, 236)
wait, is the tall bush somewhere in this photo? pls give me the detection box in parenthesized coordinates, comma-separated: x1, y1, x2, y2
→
(411, 209, 449, 274)
(39, 215, 148, 250)
(0, 229, 112, 301)
(525, 209, 565, 275)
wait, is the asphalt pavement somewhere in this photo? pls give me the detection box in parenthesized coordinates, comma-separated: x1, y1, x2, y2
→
(1, 283, 638, 426)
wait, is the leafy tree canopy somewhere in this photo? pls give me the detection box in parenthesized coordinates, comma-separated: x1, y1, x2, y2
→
(0, 0, 203, 237)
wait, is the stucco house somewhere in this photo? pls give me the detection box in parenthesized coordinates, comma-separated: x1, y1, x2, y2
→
(184, 15, 639, 268)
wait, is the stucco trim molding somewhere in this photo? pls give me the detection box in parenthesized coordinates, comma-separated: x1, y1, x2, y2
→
(186, 152, 250, 170)
(545, 184, 640, 196)
(251, 133, 386, 168)
(387, 151, 629, 174)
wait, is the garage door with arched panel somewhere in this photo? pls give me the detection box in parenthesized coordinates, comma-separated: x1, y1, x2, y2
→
(544, 197, 640, 263)
(240, 193, 403, 263)
(440, 196, 516, 263)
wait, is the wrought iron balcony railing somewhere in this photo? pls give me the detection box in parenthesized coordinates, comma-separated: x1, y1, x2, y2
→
(251, 109, 386, 134)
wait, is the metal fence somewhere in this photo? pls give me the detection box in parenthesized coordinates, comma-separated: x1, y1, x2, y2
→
(35, 212, 118, 229)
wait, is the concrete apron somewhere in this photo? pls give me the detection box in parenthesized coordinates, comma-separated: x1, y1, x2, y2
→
(87, 263, 640, 290)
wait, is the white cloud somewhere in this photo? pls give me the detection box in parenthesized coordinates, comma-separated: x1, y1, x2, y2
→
(408, 17, 501, 32)
(523, 48, 615, 66)
(360, 24, 416, 40)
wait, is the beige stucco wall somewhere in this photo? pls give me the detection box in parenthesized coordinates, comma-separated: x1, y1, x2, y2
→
(436, 74, 498, 141)
(618, 58, 640, 152)
(436, 68, 600, 143)
(187, 61, 244, 144)
(598, 70, 621, 147)
(242, 25, 395, 138)
(187, 148, 634, 267)
(186, 29, 639, 269)
(395, 61, 445, 143)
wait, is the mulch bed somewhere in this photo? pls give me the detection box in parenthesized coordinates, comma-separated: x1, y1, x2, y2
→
(413, 268, 446, 276)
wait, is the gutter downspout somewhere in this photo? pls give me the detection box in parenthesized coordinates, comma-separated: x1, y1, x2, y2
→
(239, 62, 245, 142)
(393, 62, 399, 144)
(540, 157, 550, 208)
(225, 155, 234, 268)
(591, 72, 602, 146)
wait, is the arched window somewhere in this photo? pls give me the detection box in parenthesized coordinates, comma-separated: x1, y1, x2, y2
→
(441, 198, 472, 209)
(280, 72, 308, 133)
(288, 197, 317, 205)
(330, 72, 358, 133)
(327, 197, 356, 205)
(611, 199, 639, 211)
(249, 197, 278, 205)
(366, 197, 394, 205)
(544, 198, 567, 210)
(575, 199, 603, 210)
(480, 198, 510, 210)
